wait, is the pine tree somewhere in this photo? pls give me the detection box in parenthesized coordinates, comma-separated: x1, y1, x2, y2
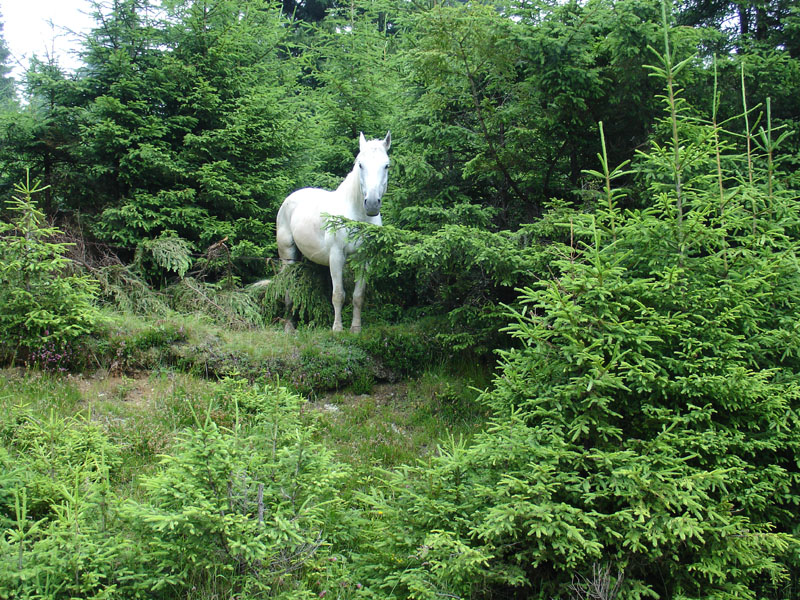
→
(16, 0, 311, 281)
(0, 11, 15, 106)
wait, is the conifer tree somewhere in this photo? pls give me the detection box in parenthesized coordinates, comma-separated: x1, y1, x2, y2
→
(0, 11, 15, 106)
(354, 10, 800, 598)
(16, 0, 312, 280)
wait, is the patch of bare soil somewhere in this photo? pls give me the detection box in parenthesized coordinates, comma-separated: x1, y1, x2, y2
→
(312, 382, 409, 412)
(69, 371, 158, 409)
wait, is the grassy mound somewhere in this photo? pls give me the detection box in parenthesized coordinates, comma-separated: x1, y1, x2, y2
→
(81, 311, 453, 397)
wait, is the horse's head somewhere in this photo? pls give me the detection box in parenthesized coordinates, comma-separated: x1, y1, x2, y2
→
(356, 131, 391, 217)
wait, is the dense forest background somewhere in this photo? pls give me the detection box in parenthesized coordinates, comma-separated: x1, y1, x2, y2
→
(2, 0, 800, 599)
(1, 0, 798, 330)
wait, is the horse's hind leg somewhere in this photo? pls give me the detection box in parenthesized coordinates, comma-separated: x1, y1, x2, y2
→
(276, 211, 299, 332)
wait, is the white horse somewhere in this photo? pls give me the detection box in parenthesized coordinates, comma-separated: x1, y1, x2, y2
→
(276, 131, 391, 332)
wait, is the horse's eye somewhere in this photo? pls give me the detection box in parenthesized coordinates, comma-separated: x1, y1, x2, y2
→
(385, 164, 390, 170)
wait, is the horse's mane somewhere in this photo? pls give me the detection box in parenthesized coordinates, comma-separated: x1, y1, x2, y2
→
(336, 168, 360, 201)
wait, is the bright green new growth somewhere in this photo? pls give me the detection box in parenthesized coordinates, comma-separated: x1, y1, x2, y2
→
(0, 172, 100, 366)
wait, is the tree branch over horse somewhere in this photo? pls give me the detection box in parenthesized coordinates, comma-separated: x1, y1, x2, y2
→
(276, 131, 391, 332)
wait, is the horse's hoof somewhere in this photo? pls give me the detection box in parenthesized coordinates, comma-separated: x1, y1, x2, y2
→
(332, 323, 344, 332)
(350, 325, 361, 334)
(284, 321, 296, 333)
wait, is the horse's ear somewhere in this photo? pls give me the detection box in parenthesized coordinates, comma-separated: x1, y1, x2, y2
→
(383, 131, 391, 151)
(359, 131, 367, 152)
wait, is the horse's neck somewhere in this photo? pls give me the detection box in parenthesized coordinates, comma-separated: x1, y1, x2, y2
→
(336, 167, 362, 212)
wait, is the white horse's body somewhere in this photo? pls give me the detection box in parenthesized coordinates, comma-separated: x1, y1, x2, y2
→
(276, 132, 391, 332)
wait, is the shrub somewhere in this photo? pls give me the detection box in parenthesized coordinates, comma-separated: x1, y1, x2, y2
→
(86, 314, 191, 374)
(121, 379, 356, 598)
(0, 378, 361, 599)
(293, 338, 374, 396)
(254, 261, 335, 329)
(351, 320, 446, 378)
(0, 172, 99, 367)
(0, 408, 132, 600)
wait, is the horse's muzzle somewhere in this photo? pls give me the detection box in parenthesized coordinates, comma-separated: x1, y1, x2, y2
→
(364, 198, 381, 217)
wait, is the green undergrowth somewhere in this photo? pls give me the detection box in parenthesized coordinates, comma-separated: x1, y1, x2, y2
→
(0, 375, 337, 598)
(313, 371, 489, 469)
(0, 363, 487, 474)
(0, 369, 486, 599)
(85, 310, 454, 397)
(0, 370, 221, 490)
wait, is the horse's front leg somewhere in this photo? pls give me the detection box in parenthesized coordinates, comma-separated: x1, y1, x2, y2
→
(329, 250, 346, 332)
(350, 276, 366, 333)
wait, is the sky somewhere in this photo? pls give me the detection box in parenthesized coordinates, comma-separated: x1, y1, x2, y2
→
(2, 0, 95, 79)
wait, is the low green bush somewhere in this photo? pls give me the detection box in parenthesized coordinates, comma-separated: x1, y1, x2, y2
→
(0, 405, 129, 600)
(0, 174, 100, 369)
(292, 338, 374, 395)
(350, 320, 447, 378)
(0, 379, 361, 599)
(87, 314, 190, 373)
(120, 380, 357, 597)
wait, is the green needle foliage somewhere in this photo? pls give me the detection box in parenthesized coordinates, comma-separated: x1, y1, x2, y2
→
(0, 379, 358, 599)
(354, 10, 800, 599)
(256, 260, 336, 329)
(0, 172, 99, 366)
(120, 379, 354, 598)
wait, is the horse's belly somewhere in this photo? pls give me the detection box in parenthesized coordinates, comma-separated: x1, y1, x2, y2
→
(296, 240, 331, 265)
(291, 209, 334, 265)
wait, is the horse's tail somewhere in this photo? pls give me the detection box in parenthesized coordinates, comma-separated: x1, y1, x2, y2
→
(250, 279, 272, 288)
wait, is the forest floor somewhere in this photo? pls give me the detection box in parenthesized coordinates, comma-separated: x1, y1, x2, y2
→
(1, 311, 494, 496)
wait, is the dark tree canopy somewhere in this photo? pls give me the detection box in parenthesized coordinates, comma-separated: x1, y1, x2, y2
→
(4, 0, 799, 241)
(678, 0, 800, 54)
(281, 0, 336, 21)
